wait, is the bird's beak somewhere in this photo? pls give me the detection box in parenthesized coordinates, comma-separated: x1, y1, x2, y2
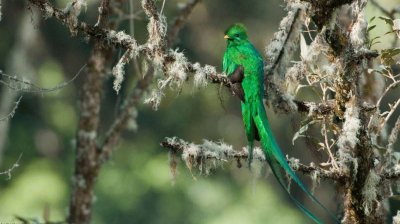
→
(224, 35, 230, 39)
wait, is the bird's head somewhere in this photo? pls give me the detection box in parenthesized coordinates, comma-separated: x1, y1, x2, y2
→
(224, 23, 248, 46)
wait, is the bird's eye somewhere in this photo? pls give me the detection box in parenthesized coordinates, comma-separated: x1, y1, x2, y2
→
(235, 33, 240, 37)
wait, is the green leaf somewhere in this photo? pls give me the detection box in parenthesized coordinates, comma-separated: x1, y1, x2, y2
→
(381, 48, 400, 66)
(369, 16, 376, 23)
(371, 41, 381, 47)
(384, 30, 395, 36)
(369, 36, 381, 48)
(368, 25, 377, 32)
(370, 36, 381, 42)
(379, 16, 394, 26)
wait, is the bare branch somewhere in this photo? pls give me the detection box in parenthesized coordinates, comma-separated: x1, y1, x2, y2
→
(167, 0, 202, 46)
(384, 99, 400, 125)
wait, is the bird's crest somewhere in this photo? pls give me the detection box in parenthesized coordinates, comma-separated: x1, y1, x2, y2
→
(224, 23, 248, 40)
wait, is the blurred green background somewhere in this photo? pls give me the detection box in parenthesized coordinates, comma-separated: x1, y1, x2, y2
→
(0, 0, 399, 223)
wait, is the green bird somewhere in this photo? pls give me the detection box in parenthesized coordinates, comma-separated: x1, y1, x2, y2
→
(222, 23, 339, 224)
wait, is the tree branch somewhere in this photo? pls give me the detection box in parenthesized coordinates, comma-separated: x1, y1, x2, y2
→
(160, 137, 344, 182)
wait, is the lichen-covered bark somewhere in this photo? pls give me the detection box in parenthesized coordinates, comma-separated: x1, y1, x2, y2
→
(68, 42, 109, 224)
(332, 1, 382, 222)
(68, 0, 111, 222)
(343, 109, 381, 224)
(302, 0, 354, 29)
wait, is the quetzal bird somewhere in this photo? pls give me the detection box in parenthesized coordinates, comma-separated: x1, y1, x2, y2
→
(223, 23, 339, 224)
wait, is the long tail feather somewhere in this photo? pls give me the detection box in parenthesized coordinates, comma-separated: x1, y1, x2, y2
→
(268, 157, 323, 224)
(253, 101, 340, 224)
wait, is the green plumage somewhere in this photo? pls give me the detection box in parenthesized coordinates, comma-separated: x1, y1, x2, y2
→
(222, 23, 339, 224)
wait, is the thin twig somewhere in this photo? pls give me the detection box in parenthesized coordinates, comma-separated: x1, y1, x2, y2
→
(384, 99, 400, 125)
(0, 96, 22, 122)
(167, 0, 202, 46)
(0, 153, 22, 180)
(376, 80, 400, 107)
(129, 0, 143, 78)
(322, 117, 339, 169)
(95, 0, 110, 27)
(101, 68, 154, 158)
(0, 64, 86, 93)
(160, 0, 166, 15)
